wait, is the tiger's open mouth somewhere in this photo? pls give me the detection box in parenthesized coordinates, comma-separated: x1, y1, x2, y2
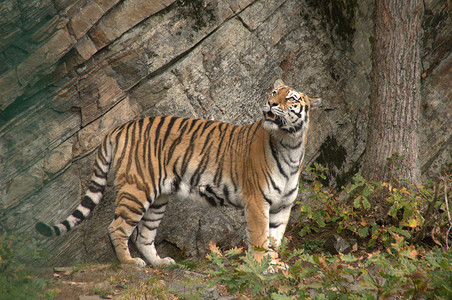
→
(264, 111, 285, 128)
(265, 111, 276, 121)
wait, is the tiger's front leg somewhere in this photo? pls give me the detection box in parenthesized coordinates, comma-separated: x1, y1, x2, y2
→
(267, 204, 293, 271)
(244, 198, 272, 262)
(269, 204, 293, 248)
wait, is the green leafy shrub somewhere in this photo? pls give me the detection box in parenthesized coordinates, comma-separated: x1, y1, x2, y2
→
(299, 164, 451, 248)
(0, 233, 49, 300)
(207, 166, 452, 299)
(207, 238, 451, 299)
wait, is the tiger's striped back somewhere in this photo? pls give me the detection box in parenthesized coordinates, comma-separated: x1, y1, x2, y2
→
(110, 116, 271, 211)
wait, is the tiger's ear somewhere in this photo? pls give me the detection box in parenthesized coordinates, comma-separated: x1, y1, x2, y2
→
(309, 97, 322, 108)
(273, 79, 285, 89)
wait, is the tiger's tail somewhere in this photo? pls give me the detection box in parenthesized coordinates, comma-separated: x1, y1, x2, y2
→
(36, 134, 114, 237)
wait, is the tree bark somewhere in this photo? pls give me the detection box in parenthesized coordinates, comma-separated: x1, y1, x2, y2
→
(362, 0, 423, 186)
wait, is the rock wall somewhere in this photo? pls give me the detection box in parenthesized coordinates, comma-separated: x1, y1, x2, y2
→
(0, 0, 450, 266)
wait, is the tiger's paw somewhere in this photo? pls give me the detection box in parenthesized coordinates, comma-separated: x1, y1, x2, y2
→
(264, 259, 289, 275)
(126, 257, 147, 267)
(152, 257, 176, 266)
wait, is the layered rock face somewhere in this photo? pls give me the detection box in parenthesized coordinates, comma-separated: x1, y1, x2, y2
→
(0, 0, 450, 266)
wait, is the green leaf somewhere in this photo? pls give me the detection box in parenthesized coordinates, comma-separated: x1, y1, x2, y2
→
(358, 226, 369, 238)
(354, 196, 361, 209)
(340, 253, 358, 263)
(362, 185, 372, 197)
(362, 197, 371, 209)
(313, 213, 326, 227)
(389, 203, 399, 216)
(392, 227, 411, 238)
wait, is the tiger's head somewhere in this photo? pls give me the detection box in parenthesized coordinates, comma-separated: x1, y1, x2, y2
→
(263, 79, 321, 134)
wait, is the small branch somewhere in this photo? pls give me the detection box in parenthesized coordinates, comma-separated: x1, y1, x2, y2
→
(442, 176, 451, 250)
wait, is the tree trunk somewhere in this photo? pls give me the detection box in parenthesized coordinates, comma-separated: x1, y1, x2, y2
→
(362, 0, 423, 187)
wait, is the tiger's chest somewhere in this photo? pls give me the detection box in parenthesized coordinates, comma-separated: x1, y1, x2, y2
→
(265, 168, 301, 208)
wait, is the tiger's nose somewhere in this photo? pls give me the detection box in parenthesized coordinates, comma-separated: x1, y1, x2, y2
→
(268, 99, 278, 107)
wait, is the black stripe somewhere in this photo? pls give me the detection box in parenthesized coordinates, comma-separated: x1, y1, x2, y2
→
(118, 203, 145, 215)
(145, 121, 158, 200)
(156, 138, 164, 195)
(242, 122, 260, 152)
(88, 180, 105, 194)
(269, 177, 282, 194)
(257, 184, 273, 206)
(190, 142, 212, 186)
(200, 192, 217, 207)
(270, 222, 282, 228)
(180, 121, 203, 176)
(285, 121, 304, 133)
(143, 223, 158, 231)
(224, 125, 238, 150)
(97, 146, 109, 166)
(72, 209, 85, 220)
(284, 186, 298, 198)
(187, 118, 198, 133)
(142, 217, 163, 222)
(167, 118, 189, 162)
(280, 140, 302, 150)
(228, 131, 240, 193)
(172, 159, 181, 192)
(248, 122, 261, 142)
(278, 151, 292, 168)
(53, 225, 61, 236)
(200, 125, 215, 153)
(199, 120, 215, 137)
(214, 123, 229, 162)
(120, 192, 146, 212)
(153, 117, 165, 157)
(150, 201, 167, 210)
(124, 218, 139, 227)
(137, 118, 144, 137)
(162, 116, 178, 146)
(115, 122, 133, 169)
(270, 204, 290, 214)
(269, 140, 288, 179)
(62, 220, 71, 231)
(81, 196, 96, 210)
(205, 185, 225, 206)
(263, 195, 273, 206)
(93, 162, 107, 179)
(126, 121, 138, 172)
(223, 185, 230, 204)
(135, 120, 148, 187)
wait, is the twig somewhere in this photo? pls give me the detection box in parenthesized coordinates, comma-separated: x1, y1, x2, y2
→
(442, 176, 451, 250)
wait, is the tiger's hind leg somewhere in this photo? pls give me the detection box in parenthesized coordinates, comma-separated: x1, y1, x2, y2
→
(132, 195, 175, 266)
(108, 187, 148, 267)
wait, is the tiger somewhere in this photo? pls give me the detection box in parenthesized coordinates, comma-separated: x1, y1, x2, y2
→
(36, 79, 321, 267)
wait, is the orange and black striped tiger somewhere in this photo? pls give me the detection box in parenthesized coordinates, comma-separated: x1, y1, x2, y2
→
(36, 79, 321, 267)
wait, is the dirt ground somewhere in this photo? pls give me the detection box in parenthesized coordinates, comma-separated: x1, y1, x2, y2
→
(35, 261, 231, 300)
